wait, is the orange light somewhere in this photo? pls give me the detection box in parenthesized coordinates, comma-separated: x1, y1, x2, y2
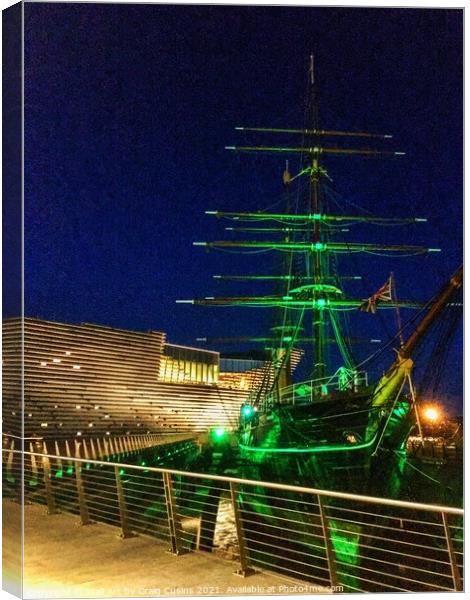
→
(423, 406, 441, 423)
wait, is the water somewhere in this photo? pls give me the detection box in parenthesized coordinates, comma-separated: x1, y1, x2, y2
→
(133, 437, 463, 508)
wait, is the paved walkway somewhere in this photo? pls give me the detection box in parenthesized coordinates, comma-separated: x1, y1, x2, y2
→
(4, 500, 329, 598)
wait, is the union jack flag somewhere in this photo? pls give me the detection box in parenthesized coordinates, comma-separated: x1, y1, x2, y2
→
(359, 277, 393, 313)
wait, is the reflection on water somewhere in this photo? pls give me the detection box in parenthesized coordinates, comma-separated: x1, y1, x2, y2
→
(135, 437, 462, 509)
(124, 436, 462, 563)
(213, 496, 238, 558)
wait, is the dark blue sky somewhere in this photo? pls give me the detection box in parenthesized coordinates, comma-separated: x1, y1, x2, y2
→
(21, 4, 462, 403)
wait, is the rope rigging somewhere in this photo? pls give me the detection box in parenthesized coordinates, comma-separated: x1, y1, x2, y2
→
(413, 287, 462, 399)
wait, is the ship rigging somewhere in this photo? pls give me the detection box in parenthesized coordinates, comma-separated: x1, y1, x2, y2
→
(177, 56, 462, 460)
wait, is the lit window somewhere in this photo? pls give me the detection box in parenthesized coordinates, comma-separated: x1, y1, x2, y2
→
(88, 423, 93, 428)
(76, 405, 81, 410)
(104, 414, 110, 419)
(94, 405, 100, 410)
(40, 361, 47, 367)
(65, 351, 71, 356)
(76, 431, 82, 436)
(106, 431, 110, 435)
(52, 358, 61, 363)
(40, 423, 48, 428)
(72, 365, 81, 370)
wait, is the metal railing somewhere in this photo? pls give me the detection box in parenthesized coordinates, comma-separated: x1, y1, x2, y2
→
(260, 370, 369, 412)
(3, 432, 196, 460)
(407, 437, 462, 463)
(2, 448, 463, 592)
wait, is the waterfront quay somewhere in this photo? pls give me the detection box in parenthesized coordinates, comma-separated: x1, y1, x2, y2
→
(4, 501, 311, 599)
(2, 443, 463, 595)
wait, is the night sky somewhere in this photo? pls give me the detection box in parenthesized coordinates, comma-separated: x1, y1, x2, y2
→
(19, 4, 462, 405)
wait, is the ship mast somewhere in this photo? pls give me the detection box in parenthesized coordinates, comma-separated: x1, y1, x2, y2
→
(178, 58, 441, 389)
(308, 54, 327, 379)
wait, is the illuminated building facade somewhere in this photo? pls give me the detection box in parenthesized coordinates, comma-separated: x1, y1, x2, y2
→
(2, 317, 279, 440)
(159, 343, 219, 385)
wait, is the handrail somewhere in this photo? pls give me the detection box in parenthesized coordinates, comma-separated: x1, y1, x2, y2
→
(8, 449, 463, 515)
(3, 447, 463, 591)
(260, 369, 369, 410)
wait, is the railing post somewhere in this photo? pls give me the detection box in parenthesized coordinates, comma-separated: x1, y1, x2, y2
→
(441, 511, 463, 591)
(42, 453, 57, 515)
(114, 465, 134, 538)
(83, 440, 90, 459)
(96, 438, 103, 457)
(317, 495, 338, 588)
(75, 459, 91, 525)
(54, 441, 62, 464)
(65, 440, 72, 458)
(29, 442, 39, 487)
(162, 471, 183, 555)
(6, 440, 15, 483)
(54, 442, 64, 475)
(90, 439, 97, 459)
(230, 482, 254, 577)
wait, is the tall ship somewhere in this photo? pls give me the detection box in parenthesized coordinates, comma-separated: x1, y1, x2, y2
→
(178, 57, 462, 482)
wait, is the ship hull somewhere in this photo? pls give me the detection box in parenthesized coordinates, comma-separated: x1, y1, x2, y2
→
(238, 391, 414, 480)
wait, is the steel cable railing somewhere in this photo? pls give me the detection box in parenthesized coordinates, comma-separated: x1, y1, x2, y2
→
(2, 448, 463, 592)
(260, 370, 369, 411)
